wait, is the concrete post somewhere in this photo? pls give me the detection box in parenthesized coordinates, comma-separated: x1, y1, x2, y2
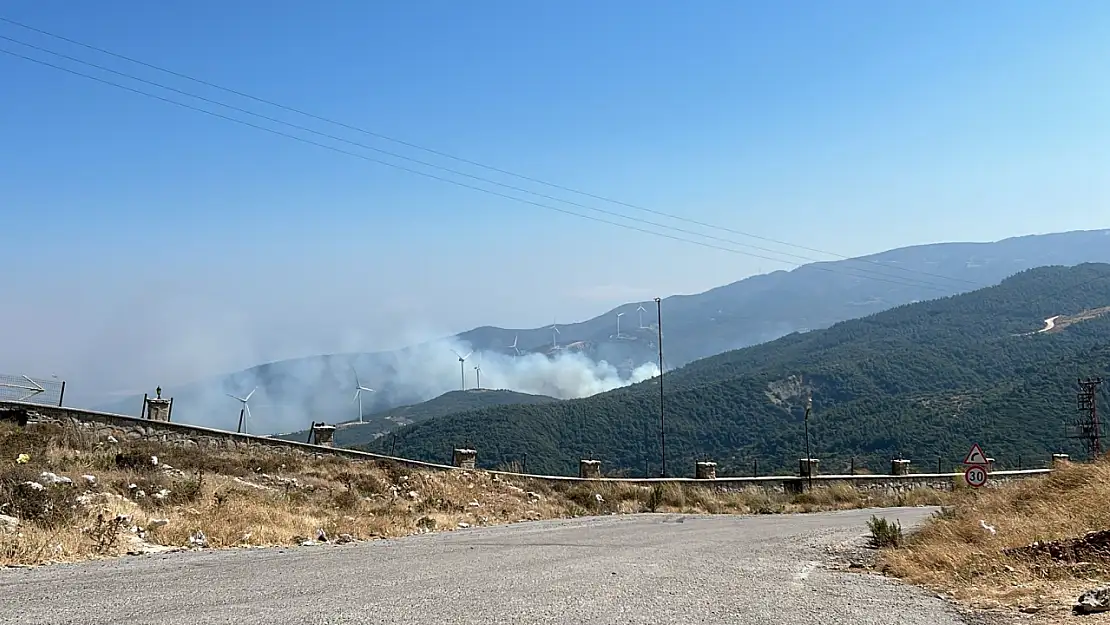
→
(311, 423, 337, 447)
(579, 460, 602, 479)
(695, 461, 717, 480)
(144, 387, 171, 422)
(985, 457, 996, 472)
(452, 448, 477, 469)
(890, 459, 911, 476)
(1052, 453, 1070, 468)
(799, 458, 820, 478)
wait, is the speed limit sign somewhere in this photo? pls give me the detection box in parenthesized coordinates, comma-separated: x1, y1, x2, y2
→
(964, 465, 988, 488)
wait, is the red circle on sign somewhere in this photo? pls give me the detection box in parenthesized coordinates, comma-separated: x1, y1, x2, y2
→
(965, 465, 988, 488)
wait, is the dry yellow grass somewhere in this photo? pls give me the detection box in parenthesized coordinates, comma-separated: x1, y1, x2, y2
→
(878, 457, 1110, 616)
(2, 420, 949, 567)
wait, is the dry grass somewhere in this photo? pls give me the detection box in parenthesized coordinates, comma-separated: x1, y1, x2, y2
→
(878, 458, 1110, 615)
(1, 421, 950, 567)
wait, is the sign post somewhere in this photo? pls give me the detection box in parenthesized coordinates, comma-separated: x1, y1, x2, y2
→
(962, 443, 989, 488)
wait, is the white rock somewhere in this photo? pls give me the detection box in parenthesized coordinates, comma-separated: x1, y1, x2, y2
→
(189, 530, 208, 548)
(457, 522, 470, 529)
(82, 475, 97, 486)
(526, 491, 542, 500)
(106, 435, 119, 444)
(40, 472, 73, 486)
(0, 514, 19, 531)
(150, 455, 158, 466)
(407, 491, 420, 500)
(22, 481, 45, 492)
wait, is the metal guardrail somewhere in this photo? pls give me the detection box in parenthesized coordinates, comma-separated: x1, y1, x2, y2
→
(0, 373, 65, 406)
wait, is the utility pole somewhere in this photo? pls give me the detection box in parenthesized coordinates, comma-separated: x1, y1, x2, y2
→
(1075, 377, 1104, 459)
(655, 297, 666, 477)
(804, 391, 813, 490)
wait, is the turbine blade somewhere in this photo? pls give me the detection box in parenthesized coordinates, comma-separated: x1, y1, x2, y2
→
(245, 387, 257, 401)
(353, 389, 361, 402)
(463, 351, 473, 360)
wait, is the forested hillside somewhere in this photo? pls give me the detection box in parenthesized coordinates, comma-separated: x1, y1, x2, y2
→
(360, 264, 1110, 476)
(276, 389, 558, 447)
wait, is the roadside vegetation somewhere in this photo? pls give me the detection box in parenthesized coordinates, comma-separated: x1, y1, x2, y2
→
(2, 421, 949, 567)
(877, 457, 1110, 616)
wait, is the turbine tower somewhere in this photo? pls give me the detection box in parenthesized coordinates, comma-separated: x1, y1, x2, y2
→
(474, 355, 483, 390)
(451, 349, 473, 390)
(226, 387, 257, 434)
(637, 304, 647, 329)
(616, 312, 625, 338)
(351, 368, 375, 424)
(550, 320, 561, 349)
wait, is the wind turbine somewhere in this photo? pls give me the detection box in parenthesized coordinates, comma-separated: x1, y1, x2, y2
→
(451, 349, 473, 390)
(637, 304, 647, 329)
(550, 320, 561, 349)
(507, 334, 522, 358)
(226, 387, 257, 434)
(351, 368, 375, 423)
(615, 312, 625, 338)
(474, 354, 483, 390)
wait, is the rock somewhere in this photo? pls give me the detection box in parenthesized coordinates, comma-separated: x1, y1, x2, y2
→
(106, 435, 119, 444)
(526, 491, 542, 500)
(189, 530, 209, 548)
(82, 475, 97, 486)
(40, 472, 73, 486)
(0, 514, 19, 532)
(148, 519, 169, 528)
(336, 533, 354, 544)
(407, 491, 420, 500)
(22, 481, 45, 492)
(416, 516, 437, 530)
(457, 522, 470, 529)
(1075, 587, 1110, 614)
(1019, 606, 1041, 614)
(315, 529, 328, 542)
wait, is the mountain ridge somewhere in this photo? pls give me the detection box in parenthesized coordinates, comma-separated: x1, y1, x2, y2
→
(359, 263, 1110, 476)
(93, 229, 1110, 434)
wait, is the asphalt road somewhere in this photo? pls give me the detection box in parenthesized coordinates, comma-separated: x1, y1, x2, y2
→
(0, 507, 967, 625)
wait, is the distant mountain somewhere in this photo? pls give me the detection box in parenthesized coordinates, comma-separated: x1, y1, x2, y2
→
(93, 229, 1110, 434)
(274, 389, 559, 448)
(362, 263, 1110, 476)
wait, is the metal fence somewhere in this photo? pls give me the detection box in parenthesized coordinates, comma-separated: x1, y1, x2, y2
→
(0, 373, 65, 406)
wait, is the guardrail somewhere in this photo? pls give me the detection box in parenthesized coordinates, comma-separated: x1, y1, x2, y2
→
(0, 400, 1055, 485)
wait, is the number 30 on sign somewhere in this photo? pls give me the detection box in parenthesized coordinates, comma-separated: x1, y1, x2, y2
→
(964, 465, 988, 488)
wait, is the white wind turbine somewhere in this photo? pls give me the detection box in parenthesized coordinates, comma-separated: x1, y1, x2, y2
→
(473, 353, 483, 390)
(451, 349, 473, 390)
(507, 334, 522, 358)
(550, 320, 561, 349)
(637, 304, 647, 329)
(226, 387, 257, 434)
(351, 368, 375, 423)
(615, 312, 625, 338)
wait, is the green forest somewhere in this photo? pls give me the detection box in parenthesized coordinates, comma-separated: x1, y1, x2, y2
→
(359, 264, 1110, 477)
(277, 389, 558, 448)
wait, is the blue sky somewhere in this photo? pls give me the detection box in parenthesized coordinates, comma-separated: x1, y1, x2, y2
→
(1, 1, 1107, 401)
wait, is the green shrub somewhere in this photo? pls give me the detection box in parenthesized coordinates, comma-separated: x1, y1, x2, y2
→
(867, 515, 903, 548)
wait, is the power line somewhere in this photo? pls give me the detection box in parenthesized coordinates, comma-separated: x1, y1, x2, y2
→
(0, 15, 983, 290)
(0, 34, 964, 293)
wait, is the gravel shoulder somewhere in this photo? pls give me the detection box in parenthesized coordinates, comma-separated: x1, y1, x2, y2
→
(1, 506, 968, 625)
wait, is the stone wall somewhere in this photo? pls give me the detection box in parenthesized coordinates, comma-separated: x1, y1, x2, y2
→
(0, 401, 1054, 490)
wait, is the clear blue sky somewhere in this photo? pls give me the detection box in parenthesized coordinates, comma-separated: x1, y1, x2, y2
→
(1, 1, 1107, 401)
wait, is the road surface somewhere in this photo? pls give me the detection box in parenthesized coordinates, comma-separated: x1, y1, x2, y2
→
(1, 507, 967, 624)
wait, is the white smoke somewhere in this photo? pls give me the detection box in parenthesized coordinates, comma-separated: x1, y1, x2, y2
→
(96, 329, 661, 435)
